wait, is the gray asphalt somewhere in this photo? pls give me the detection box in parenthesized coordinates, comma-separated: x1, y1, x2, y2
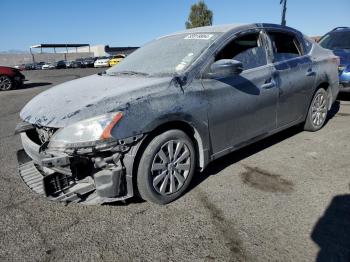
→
(0, 68, 349, 262)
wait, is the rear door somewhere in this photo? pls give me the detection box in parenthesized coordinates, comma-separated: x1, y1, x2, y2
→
(266, 30, 316, 127)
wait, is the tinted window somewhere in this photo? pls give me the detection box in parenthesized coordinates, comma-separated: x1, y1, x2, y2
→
(215, 33, 267, 70)
(319, 32, 350, 50)
(268, 32, 302, 62)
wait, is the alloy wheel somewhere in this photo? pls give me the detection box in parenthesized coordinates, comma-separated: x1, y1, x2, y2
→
(311, 92, 328, 127)
(151, 140, 191, 195)
(0, 76, 12, 91)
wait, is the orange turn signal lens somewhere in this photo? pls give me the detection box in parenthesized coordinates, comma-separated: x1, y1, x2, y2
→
(100, 112, 123, 140)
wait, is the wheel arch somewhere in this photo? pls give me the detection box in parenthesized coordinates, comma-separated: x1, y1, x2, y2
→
(128, 119, 208, 197)
(134, 119, 207, 171)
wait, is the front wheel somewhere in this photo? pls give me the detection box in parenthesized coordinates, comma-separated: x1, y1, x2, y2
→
(304, 88, 329, 131)
(136, 129, 196, 204)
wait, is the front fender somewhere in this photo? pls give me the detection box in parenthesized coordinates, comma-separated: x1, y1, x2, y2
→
(110, 79, 210, 169)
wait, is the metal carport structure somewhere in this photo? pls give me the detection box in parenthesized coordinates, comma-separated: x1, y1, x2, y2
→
(29, 44, 91, 63)
(30, 44, 90, 54)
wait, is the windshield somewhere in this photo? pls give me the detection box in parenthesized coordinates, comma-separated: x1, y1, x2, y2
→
(319, 32, 350, 50)
(106, 33, 220, 76)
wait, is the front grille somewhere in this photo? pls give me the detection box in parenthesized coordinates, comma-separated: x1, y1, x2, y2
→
(44, 173, 72, 196)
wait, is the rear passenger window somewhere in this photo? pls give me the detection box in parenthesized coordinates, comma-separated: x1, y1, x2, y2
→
(268, 32, 303, 62)
(215, 32, 267, 70)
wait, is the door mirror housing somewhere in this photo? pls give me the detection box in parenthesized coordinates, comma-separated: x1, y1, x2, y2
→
(209, 59, 243, 78)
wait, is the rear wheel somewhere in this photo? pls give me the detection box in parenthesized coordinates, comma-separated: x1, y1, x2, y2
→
(136, 129, 196, 204)
(304, 88, 329, 131)
(0, 75, 13, 91)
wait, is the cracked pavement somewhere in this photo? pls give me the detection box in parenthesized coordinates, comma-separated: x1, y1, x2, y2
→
(0, 68, 349, 261)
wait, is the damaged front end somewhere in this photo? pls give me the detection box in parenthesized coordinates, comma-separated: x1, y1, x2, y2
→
(15, 117, 143, 205)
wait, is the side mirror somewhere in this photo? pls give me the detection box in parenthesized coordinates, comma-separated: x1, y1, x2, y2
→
(209, 59, 243, 78)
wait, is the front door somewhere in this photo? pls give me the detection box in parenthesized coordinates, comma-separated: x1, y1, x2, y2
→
(201, 31, 278, 157)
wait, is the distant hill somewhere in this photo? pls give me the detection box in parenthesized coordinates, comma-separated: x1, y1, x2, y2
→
(310, 36, 321, 42)
(0, 50, 29, 54)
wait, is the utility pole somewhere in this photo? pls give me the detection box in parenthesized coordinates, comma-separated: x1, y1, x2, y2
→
(280, 0, 287, 26)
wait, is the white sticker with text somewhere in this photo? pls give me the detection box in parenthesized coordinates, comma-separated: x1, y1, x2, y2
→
(184, 34, 214, 40)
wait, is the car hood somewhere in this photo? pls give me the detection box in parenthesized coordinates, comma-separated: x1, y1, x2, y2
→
(333, 49, 350, 65)
(20, 74, 172, 127)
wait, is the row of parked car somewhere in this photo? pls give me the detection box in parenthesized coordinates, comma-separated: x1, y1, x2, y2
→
(14, 54, 126, 71)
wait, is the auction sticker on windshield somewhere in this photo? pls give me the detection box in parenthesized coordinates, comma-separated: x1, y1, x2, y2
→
(184, 34, 214, 40)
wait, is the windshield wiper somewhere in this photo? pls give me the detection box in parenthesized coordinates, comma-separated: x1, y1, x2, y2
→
(109, 71, 149, 76)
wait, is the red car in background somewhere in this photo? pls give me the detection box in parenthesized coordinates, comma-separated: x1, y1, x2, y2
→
(0, 66, 25, 91)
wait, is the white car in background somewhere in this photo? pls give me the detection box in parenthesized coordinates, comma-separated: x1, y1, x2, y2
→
(42, 63, 55, 70)
(94, 56, 111, 68)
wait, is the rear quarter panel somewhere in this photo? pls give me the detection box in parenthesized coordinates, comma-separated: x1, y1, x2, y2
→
(310, 43, 339, 106)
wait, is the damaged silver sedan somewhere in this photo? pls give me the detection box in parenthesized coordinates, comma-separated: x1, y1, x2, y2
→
(16, 23, 339, 205)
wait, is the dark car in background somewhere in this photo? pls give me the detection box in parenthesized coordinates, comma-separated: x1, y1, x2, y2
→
(0, 66, 25, 90)
(16, 23, 339, 205)
(65, 60, 74, 68)
(70, 60, 83, 68)
(24, 63, 35, 70)
(319, 27, 350, 92)
(71, 58, 86, 68)
(56, 60, 67, 69)
(33, 62, 46, 70)
(83, 57, 97, 68)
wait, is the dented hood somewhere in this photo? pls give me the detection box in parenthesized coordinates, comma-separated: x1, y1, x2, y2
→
(20, 74, 172, 127)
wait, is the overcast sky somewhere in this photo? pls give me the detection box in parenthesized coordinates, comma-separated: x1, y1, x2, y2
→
(2, 0, 349, 51)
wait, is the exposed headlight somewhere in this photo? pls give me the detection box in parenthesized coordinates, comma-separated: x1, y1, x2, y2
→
(49, 112, 123, 148)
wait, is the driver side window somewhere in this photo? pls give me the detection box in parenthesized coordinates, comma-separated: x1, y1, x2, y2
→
(215, 32, 267, 70)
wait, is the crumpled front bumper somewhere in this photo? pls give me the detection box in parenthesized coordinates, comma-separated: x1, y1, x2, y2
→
(17, 149, 98, 203)
(17, 128, 139, 205)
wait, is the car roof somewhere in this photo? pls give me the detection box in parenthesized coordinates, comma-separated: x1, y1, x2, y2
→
(161, 23, 299, 38)
(327, 27, 350, 34)
(171, 23, 245, 35)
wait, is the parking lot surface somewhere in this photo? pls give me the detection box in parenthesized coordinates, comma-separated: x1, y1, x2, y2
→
(0, 69, 349, 261)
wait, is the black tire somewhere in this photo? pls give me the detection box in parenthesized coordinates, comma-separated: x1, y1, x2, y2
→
(136, 129, 196, 204)
(15, 79, 23, 89)
(0, 75, 14, 91)
(304, 88, 329, 131)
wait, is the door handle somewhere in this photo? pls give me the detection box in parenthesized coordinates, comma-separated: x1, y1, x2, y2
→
(261, 81, 276, 89)
(306, 69, 316, 76)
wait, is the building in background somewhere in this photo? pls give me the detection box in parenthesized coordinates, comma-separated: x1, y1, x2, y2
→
(66, 45, 138, 57)
(0, 44, 139, 67)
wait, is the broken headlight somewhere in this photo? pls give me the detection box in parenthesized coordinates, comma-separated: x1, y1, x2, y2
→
(48, 112, 123, 148)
